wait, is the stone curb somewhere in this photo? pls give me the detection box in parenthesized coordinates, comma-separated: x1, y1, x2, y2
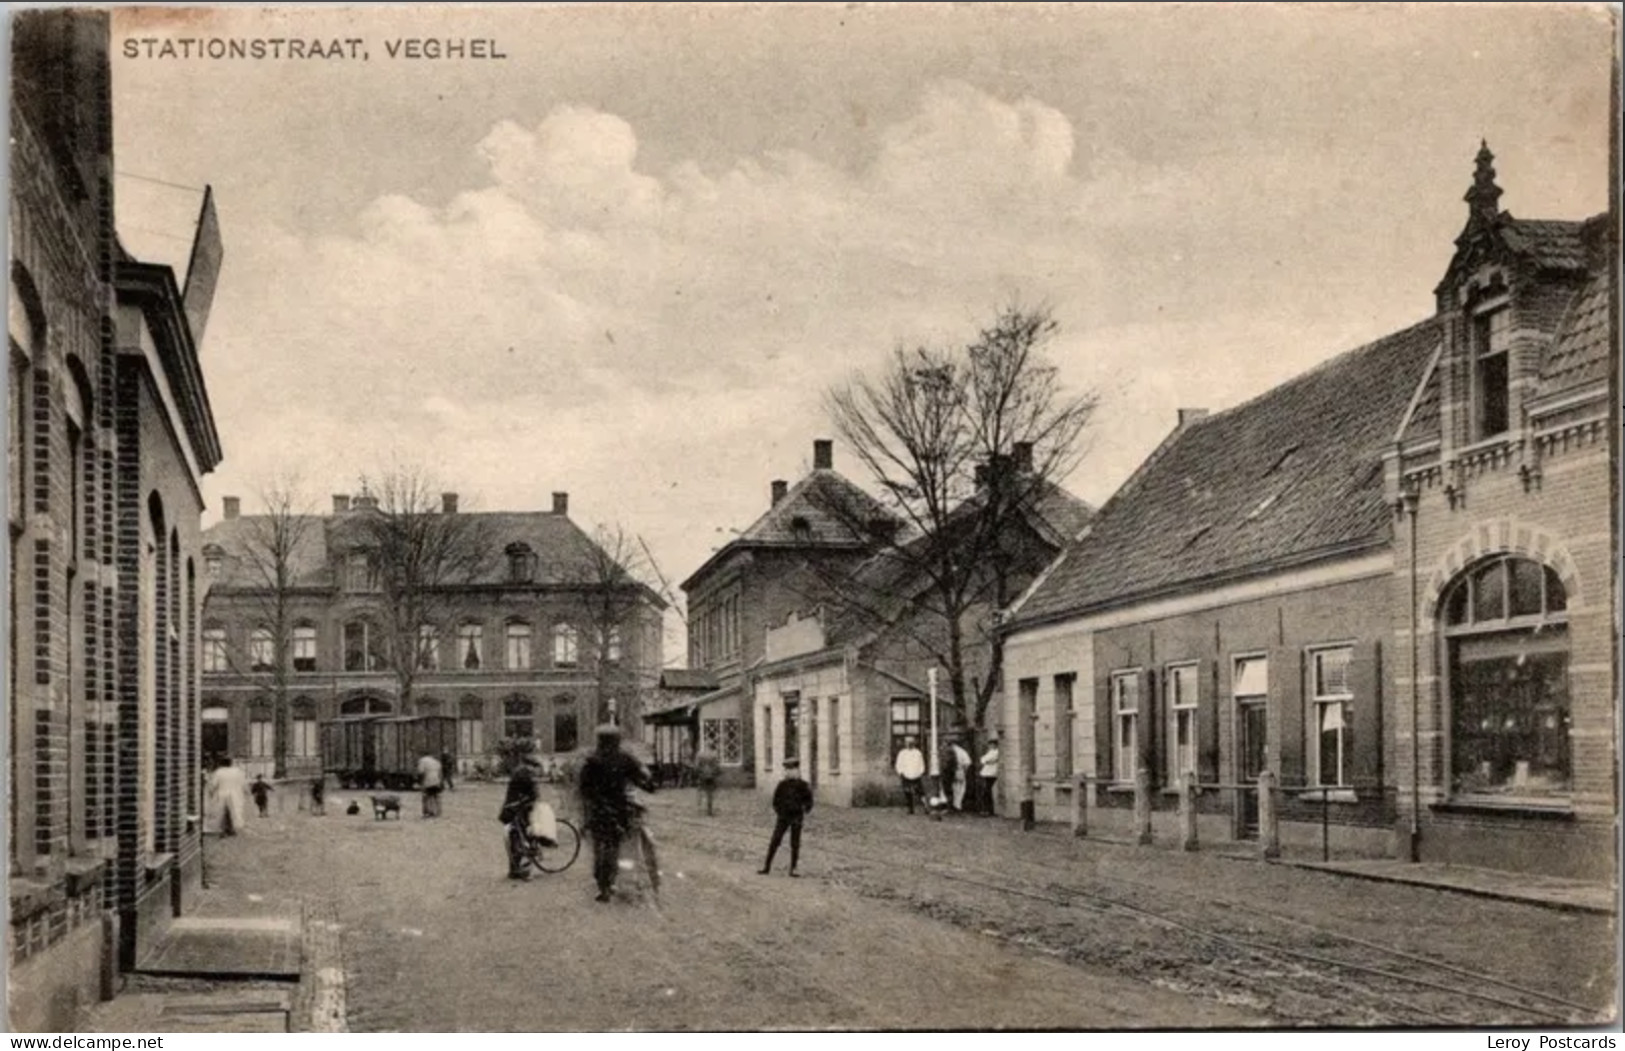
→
(292, 901, 348, 1032)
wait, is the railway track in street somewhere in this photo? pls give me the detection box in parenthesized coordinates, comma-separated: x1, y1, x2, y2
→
(659, 809, 1607, 1027)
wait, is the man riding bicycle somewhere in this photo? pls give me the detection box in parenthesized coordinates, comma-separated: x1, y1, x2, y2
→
(500, 753, 543, 880)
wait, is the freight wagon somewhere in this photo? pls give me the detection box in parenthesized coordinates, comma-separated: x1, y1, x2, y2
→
(320, 714, 459, 790)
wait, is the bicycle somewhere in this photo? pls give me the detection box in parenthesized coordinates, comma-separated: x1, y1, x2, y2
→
(508, 814, 583, 874)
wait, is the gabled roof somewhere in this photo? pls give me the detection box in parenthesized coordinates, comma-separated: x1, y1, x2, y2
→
(822, 478, 1093, 647)
(203, 509, 656, 598)
(680, 468, 899, 591)
(1009, 318, 1441, 627)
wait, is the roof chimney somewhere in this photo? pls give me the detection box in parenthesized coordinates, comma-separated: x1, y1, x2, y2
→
(222, 496, 240, 520)
(771, 479, 788, 506)
(813, 439, 833, 471)
(332, 494, 351, 514)
(1012, 441, 1034, 474)
(552, 492, 569, 516)
(1177, 408, 1209, 428)
(442, 492, 459, 514)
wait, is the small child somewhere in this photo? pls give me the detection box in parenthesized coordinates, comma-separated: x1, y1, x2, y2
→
(250, 774, 274, 817)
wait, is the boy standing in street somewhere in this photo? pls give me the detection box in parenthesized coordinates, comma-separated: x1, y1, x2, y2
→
(759, 758, 814, 877)
(250, 774, 274, 818)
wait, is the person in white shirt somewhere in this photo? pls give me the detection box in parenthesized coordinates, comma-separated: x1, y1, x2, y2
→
(417, 753, 444, 818)
(894, 737, 926, 815)
(979, 739, 1000, 816)
(949, 740, 973, 812)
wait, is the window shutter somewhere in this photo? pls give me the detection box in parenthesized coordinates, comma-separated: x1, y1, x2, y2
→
(1093, 669, 1112, 782)
(1197, 659, 1218, 784)
(1350, 638, 1383, 791)
(1275, 646, 1304, 789)
(1142, 667, 1160, 788)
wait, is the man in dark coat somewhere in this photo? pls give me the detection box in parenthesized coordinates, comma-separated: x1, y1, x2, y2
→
(577, 724, 656, 902)
(499, 754, 542, 880)
(758, 759, 814, 877)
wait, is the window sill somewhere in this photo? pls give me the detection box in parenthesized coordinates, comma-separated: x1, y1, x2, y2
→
(1433, 797, 1575, 821)
(1104, 784, 1136, 796)
(1295, 788, 1359, 804)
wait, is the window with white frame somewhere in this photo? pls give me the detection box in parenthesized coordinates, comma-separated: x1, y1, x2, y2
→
(606, 626, 623, 664)
(203, 626, 228, 673)
(458, 623, 483, 670)
(250, 709, 275, 758)
(552, 623, 578, 668)
(889, 697, 922, 760)
(1111, 671, 1140, 783)
(417, 624, 440, 670)
(503, 696, 535, 741)
(458, 697, 484, 755)
(1166, 663, 1199, 786)
(345, 552, 374, 592)
(1472, 304, 1512, 440)
(506, 621, 532, 670)
(291, 701, 318, 759)
(248, 627, 274, 672)
(292, 624, 317, 672)
(344, 620, 386, 672)
(1311, 647, 1353, 788)
(702, 717, 743, 765)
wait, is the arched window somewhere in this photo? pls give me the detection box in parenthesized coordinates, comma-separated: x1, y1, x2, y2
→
(343, 619, 387, 672)
(458, 697, 484, 755)
(506, 620, 532, 670)
(338, 694, 393, 716)
(1443, 555, 1570, 801)
(202, 623, 228, 673)
(458, 622, 484, 670)
(503, 696, 535, 741)
(249, 626, 274, 672)
(552, 623, 578, 668)
(417, 624, 440, 671)
(417, 697, 443, 717)
(291, 698, 319, 758)
(553, 696, 579, 753)
(292, 623, 317, 672)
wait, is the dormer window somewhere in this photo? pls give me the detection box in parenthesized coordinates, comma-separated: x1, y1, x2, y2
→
(789, 515, 812, 543)
(506, 543, 537, 584)
(1471, 304, 1511, 440)
(345, 552, 375, 592)
(203, 543, 225, 577)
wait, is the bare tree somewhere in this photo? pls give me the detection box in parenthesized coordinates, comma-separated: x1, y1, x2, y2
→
(565, 523, 668, 731)
(223, 476, 318, 778)
(353, 467, 498, 714)
(815, 304, 1099, 748)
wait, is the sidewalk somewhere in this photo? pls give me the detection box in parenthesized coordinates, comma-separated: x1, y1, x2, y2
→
(77, 826, 346, 1033)
(1284, 857, 1618, 915)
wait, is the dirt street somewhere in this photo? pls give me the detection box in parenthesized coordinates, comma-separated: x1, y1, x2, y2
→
(195, 781, 1616, 1031)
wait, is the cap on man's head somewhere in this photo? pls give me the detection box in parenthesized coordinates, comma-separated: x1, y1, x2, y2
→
(783, 758, 800, 769)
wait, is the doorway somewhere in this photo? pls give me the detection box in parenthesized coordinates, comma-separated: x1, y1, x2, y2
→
(1237, 701, 1267, 837)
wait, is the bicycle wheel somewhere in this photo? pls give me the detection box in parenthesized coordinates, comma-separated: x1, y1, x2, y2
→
(532, 817, 581, 873)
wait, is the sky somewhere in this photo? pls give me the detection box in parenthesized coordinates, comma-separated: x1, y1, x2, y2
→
(101, 2, 1616, 639)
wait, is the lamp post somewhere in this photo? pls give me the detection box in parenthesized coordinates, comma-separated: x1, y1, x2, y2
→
(928, 667, 942, 811)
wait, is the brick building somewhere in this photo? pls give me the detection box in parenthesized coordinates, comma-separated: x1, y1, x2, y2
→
(1000, 147, 1616, 877)
(676, 439, 897, 786)
(9, 9, 225, 1029)
(749, 466, 1091, 809)
(198, 491, 666, 779)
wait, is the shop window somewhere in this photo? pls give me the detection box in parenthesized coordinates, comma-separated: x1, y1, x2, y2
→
(1444, 556, 1570, 801)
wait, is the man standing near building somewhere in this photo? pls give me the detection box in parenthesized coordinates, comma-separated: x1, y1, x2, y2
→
(694, 747, 721, 817)
(577, 724, 656, 903)
(499, 754, 542, 880)
(894, 737, 926, 814)
(979, 737, 1000, 816)
(417, 753, 444, 818)
(759, 759, 814, 877)
(950, 739, 973, 813)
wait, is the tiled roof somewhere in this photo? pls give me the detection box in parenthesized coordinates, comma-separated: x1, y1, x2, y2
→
(1010, 318, 1442, 626)
(823, 480, 1092, 646)
(1539, 267, 1612, 396)
(1499, 218, 1591, 272)
(658, 668, 719, 692)
(681, 469, 900, 591)
(203, 510, 636, 592)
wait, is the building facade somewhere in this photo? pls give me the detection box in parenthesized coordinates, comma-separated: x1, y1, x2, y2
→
(1001, 148, 1616, 877)
(9, 9, 225, 1029)
(678, 439, 896, 786)
(198, 491, 665, 779)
